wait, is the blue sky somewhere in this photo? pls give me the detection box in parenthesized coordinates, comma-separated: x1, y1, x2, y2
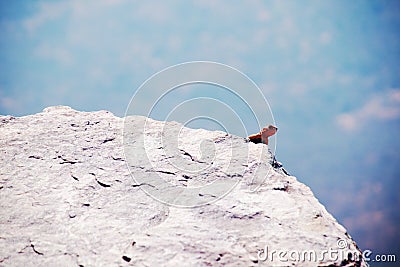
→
(1, 0, 399, 261)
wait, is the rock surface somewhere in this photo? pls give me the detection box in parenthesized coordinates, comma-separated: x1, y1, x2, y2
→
(0, 106, 365, 266)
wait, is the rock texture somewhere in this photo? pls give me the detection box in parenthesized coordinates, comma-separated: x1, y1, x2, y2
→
(0, 106, 365, 266)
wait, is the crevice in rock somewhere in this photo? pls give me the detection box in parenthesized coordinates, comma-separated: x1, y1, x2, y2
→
(224, 172, 243, 178)
(95, 177, 111, 187)
(111, 155, 124, 161)
(28, 155, 42, 160)
(198, 193, 217, 198)
(178, 175, 190, 184)
(122, 255, 131, 262)
(273, 183, 289, 191)
(101, 137, 115, 144)
(132, 183, 155, 188)
(180, 149, 206, 164)
(71, 174, 79, 181)
(58, 155, 81, 165)
(0, 255, 10, 263)
(30, 244, 43, 255)
(181, 149, 195, 161)
(152, 170, 176, 175)
(229, 211, 263, 220)
(182, 174, 191, 180)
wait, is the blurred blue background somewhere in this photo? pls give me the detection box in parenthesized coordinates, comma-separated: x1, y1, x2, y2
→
(1, 0, 399, 264)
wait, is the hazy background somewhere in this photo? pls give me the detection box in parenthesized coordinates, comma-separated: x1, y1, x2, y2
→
(1, 0, 399, 264)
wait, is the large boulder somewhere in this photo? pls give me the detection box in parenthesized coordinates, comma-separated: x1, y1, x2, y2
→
(0, 106, 365, 266)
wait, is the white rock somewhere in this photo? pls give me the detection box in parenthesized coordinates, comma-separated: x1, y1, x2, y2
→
(0, 106, 366, 266)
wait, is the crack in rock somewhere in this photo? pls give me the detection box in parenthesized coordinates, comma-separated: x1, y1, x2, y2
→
(147, 170, 176, 175)
(180, 149, 206, 164)
(70, 174, 79, 181)
(28, 155, 42, 160)
(198, 193, 217, 198)
(273, 182, 289, 191)
(90, 173, 111, 187)
(57, 155, 81, 165)
(111, 155, 124, 161)
(132, 183, 155, 188)
(102, 137, 116, 144)
(19, 243, 44, 256)
(96, 178, 111, 187)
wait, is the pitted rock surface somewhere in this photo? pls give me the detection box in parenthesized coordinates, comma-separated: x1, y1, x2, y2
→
(0, 106, 365, 266)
